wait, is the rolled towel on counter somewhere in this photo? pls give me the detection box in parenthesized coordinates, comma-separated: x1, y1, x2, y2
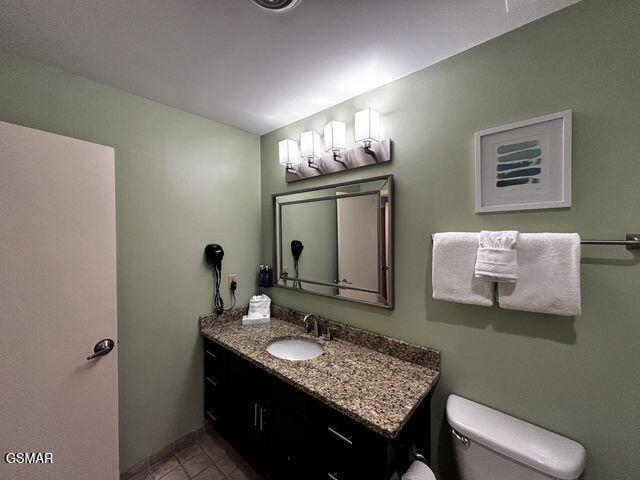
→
(401, 461, 436, 480)
(242, 294, 271, 325)
(474, 230, 519, 283)
(498, 233, 582, 316)
(432, 232, 495, 307)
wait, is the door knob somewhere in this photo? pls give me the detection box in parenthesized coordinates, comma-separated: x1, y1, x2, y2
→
(87, 338, 114, 360)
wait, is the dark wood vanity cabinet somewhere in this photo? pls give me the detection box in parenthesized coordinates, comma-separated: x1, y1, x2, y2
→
(204, 338, 431, 480)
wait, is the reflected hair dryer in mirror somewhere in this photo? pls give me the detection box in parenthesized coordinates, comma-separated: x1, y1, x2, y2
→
(291, 240, 304, 289)
(204, 244, 225, 314)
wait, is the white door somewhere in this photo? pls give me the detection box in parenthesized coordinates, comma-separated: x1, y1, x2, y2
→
(336, 193, 380, 303)
(0, 121, 118, 480)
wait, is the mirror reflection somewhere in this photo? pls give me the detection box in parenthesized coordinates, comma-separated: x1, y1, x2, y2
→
(273, 175, 393, 308)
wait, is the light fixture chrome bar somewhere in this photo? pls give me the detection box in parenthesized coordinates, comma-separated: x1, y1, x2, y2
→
(286, 139, 392, 182)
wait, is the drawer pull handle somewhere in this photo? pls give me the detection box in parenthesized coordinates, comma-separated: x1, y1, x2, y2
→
(206, 411, 218, 423)
(205, 350, 217, 360)
(206, 376, 218, 387)
(259, 407, 265, 432)
(328, 426, 353, 447)
(253, 403, 258, 427)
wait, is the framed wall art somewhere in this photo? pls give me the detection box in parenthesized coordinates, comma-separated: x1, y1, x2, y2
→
(475, 110, 571, 213)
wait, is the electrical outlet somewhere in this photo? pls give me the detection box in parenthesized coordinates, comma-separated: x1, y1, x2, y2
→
(228, 274, 238, 289)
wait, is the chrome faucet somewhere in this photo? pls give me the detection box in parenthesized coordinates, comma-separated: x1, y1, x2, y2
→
(303, 314, 320, 338)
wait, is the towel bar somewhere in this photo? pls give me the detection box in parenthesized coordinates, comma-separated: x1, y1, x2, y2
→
(581, 234, 640, 249)
(430, 233, 640, 250)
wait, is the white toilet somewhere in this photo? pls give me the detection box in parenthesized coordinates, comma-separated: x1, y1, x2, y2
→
(402, 394, 586, 480)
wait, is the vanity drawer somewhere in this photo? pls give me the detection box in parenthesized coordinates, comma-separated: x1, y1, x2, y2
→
(204, 338, 235, 377)
(204, 338, 226, 362)
(324, 407, 388, 456)
(322, 442, 385, 480)
(204, 369, 226, 412)
(205, 407, 221, 426)
(319, 406, 390, 474)
(204, 371, 226, 401)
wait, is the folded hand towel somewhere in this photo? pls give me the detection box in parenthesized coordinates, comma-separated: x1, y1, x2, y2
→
(474, 230, 519, 283)
(242, 294, 271, 325)
(248, 294, 271, 316)
(432, 233, 494, 307)
(498, 233, 581, 316)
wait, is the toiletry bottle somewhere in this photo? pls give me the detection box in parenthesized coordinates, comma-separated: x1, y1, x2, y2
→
(266, 266, 273, 287)
(258, 265, 265, 287)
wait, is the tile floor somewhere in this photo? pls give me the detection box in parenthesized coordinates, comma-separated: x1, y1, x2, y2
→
(130, 430, 262, 480)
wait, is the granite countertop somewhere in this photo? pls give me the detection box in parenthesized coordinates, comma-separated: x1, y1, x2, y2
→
(200, 310, 440, 439)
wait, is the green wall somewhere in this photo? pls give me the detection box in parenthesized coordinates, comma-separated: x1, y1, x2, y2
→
(0, 53, 261, 470)
(2, 1, 639, 477)
(260, 2, 640, 479)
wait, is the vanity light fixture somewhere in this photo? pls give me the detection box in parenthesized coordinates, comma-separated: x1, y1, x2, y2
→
(323, 120, 347, 167)
(278, 139, 300, 173)
(300, 130, 322, 171)
(282, 108, 391, 182)
(354, 107, 380, 155)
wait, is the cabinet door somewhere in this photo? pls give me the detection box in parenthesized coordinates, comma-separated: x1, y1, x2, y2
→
(238, 396, 261, 464)
(267, 402, 314, 480)
(230, 361, 273, 478)
(218, 371, 249, 450)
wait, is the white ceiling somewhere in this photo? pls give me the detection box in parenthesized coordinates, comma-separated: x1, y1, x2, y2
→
(0, 0, 579, 134)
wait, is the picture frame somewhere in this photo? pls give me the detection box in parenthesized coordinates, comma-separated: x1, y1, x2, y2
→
(474, 110, 572, 213)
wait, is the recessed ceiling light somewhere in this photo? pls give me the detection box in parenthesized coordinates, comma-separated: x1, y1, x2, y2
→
(249, 0, 302, 13)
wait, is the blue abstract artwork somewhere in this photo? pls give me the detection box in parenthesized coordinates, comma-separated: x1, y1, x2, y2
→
(495, 139, 542, 188)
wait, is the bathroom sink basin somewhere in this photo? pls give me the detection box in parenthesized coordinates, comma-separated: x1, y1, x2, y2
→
(266, 337, 324, 361)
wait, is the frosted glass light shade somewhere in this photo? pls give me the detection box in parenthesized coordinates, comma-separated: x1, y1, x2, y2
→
(324, 121, 346, 152)
(300, 130, 322, 159)
(354, 108, 380, 144)
(278, 139, 300, 166)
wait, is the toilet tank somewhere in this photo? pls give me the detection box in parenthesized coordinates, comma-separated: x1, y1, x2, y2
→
(446, 395, 586, 480)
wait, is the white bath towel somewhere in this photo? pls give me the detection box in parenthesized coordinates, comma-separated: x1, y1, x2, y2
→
(242, 294, 271, 325)
(432, 233, 495, 307)
(498, 233, 582, 316)
(474, 230, 519, 283)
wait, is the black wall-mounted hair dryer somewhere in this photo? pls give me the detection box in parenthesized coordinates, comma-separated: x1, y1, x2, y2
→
(291, 240, 304, 289)
(205, 244, 225, 314)
(205, 244, 224, 269)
